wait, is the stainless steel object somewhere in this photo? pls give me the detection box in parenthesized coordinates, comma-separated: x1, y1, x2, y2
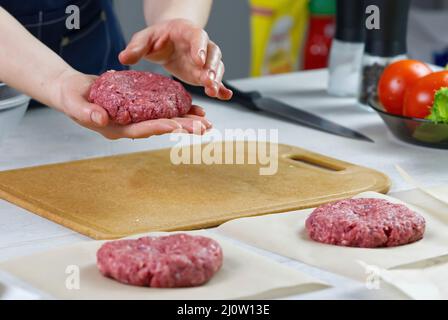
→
(0, 83, 30, 144)
(179, 79, 374, 143)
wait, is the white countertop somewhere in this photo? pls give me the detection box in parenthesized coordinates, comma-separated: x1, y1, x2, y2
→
(0, 69, 446, 299)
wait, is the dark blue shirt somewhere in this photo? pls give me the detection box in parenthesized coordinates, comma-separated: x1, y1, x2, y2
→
(1, 0, 127, 74)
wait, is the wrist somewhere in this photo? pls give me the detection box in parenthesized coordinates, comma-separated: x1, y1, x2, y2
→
(152, 18, 203, 29)
(144, 0, 211, 28)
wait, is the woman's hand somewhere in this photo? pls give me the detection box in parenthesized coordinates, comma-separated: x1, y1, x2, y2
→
(0, 8, 211, 140)
(53, 69, 212, 140)
(119, 19, 233, 101)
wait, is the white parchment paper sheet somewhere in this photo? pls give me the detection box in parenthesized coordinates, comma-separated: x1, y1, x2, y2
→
(216, 192, 448, 282)
(0, 231, 328, 300)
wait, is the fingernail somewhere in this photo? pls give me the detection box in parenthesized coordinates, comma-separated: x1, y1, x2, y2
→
(91, 111, 102, 125)
(199, 50, 206, 65)
(208, 70, 216, 81)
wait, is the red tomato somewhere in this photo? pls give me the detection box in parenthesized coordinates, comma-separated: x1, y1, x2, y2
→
(378, 60, 432, 115)
(403, 71, 448, 119)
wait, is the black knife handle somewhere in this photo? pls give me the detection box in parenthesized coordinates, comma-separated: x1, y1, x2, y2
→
(175, 79, 206, 96)
(174, 77, 261, 111)
(222, 81, 261, 111)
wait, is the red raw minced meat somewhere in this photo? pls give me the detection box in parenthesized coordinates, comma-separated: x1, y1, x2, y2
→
(88, 70, 192, 125)
(97, 233, 223, 288)
(305, 198, 425, 248)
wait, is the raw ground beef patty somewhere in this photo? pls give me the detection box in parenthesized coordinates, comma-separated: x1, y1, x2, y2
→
(88, 70, 192, 125)
(305, 198, 425, 248)
(97, 233, 223, 287)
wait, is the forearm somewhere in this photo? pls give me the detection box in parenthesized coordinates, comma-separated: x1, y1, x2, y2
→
(143, 0, 212, 27)
(0, 7, 75, 109)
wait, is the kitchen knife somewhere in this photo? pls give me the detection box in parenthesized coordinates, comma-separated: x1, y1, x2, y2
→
(178, 79, 374, 143)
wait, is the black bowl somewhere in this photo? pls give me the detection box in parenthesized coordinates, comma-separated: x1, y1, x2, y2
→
(368, 99, 448, 149)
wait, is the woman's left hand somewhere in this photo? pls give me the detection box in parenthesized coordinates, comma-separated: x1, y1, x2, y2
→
(118, 19, 233, 101)
(53, 70, 212, 140)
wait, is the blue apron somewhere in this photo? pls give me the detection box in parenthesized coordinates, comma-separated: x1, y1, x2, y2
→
(0, 0, 127, 75)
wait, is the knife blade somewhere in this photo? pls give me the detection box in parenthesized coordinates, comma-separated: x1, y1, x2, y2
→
(177, 79, 374, 143)
(254, 97, 374, 142)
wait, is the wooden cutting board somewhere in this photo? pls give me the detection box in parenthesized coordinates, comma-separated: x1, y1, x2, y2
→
(0, 142, 390, 239)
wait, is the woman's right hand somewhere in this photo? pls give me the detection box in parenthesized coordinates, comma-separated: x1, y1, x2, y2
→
(53, 69, 211, 140)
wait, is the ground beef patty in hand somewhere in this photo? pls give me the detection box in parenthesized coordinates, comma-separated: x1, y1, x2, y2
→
(305, 198, 425, 248)
(97, 234, 223, 288)
(88, 70, 192, 125)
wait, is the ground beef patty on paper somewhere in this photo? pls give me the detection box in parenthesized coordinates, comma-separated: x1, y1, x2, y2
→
(97, 233, 223, 287)
(305, 198, 425, 248)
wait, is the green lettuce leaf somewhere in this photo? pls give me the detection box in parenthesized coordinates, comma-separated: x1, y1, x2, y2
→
(427, 87, 448, 124)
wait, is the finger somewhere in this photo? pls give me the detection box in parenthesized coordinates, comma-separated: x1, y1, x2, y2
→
(202, 42, 222, 84)
(204, 84, 219, 98)
(105, 119, 181, 139)
(183, 114, 212, 129)
(215, 61, 225, 85)
(214, 62, 233, 100)
(172, 118, 206, 135)
(187, 105, 206, 117)
(199, 44, 223, 98)
(218, 85, 234, 100)
(119, 29, 154, 65)
(212, 61, 225, 99)
(187, 28, 209, 67)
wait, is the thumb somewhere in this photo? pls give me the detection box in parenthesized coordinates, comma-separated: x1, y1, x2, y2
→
(69, 97, 110, 128)
(119, 29, 154, 65)
(187, 28, 209, 67)
(88, 103, 110, 127)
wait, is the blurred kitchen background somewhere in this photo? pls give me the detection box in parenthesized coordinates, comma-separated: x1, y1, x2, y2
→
(115, 0, 448, 80)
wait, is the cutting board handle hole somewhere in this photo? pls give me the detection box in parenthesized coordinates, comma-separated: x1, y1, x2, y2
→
(287, 155, 346, 172)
